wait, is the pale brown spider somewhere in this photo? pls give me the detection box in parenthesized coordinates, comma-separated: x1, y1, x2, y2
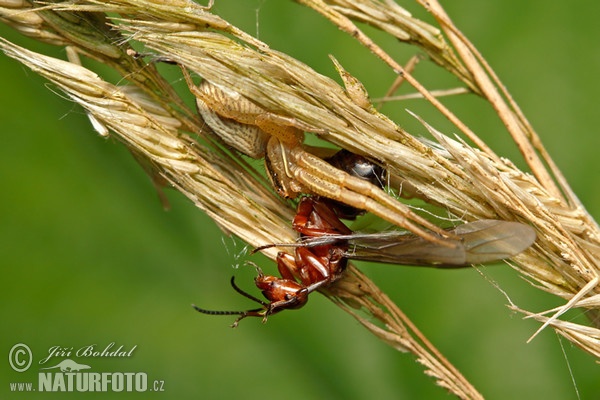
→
(182, 67, 452, 244)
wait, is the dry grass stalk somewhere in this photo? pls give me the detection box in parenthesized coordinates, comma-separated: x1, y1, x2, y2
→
(1, 0, 599, 398)
(301, 0, 600, 334)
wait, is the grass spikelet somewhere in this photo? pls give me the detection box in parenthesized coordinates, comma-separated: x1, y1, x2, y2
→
(1, 1, 598, 398)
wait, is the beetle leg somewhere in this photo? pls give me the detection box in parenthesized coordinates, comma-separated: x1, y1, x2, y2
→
(292, 196, 353, 237)
(276, 252, 299, 281)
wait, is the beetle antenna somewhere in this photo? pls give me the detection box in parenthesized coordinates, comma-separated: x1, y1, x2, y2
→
(251, 243, 278, 253)
(252, 236, 349, 254)
(251, 241, 313, 253)
(192, 276, 272, 327)
(192, 305, 267, 327)
(229, 276, 267, 306)
(191, 305, 263, 316)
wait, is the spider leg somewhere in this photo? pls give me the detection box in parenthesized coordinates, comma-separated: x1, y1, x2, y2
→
(283, 144, 455, 245)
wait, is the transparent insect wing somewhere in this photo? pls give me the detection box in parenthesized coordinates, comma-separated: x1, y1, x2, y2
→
(453, 220, 536, 264)
(342, 220, 536, 268)
(345, 233, 469, 267)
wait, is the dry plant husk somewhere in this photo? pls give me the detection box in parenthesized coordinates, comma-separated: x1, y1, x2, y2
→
(2, 0, 600, 398)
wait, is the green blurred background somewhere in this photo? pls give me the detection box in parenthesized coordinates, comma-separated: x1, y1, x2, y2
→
(1, 1, 599, 398)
